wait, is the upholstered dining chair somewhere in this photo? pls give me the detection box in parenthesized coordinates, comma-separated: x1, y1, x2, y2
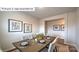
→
(48, 36, 59, 52)
(23, 35, 28, 40)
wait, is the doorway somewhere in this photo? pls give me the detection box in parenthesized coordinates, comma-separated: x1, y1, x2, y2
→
(45, 18, 65, 39)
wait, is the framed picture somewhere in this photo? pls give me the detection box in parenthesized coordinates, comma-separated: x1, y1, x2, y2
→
(53, 25, 60, 31)
(8, 19, 23, 32)
(24, 23, 32, 33)
(61, 24, 64, 31)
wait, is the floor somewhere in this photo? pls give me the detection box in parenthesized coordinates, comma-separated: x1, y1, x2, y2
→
(69, 45, 77, 52)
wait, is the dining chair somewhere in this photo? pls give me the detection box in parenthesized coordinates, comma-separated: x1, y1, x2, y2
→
(23, 35, 28, 40)
(28, 34, 33, 39)
(48, 36, 59, 52)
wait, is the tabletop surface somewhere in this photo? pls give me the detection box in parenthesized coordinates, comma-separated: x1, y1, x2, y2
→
(13, 37, 56, 52)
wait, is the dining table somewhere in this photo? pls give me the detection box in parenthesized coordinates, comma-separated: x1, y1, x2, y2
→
(13, 37, 56, 52)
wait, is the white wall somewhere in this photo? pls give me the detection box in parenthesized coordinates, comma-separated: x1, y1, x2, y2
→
(39, 10, 77, 47)
(0, 13, 2, 50)
(67, 11, 76, 45)
(0, 12, 3, 51)
(46, 19, 65, 39)
(0, 11, 39, 51)
(76, 8, 79, 50)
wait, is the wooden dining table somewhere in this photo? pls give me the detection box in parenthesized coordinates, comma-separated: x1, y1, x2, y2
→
(13, 37, 56, 52)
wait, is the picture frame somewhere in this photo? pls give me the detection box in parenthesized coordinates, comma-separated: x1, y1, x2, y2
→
(8, 19, 23, 32)
(53, 25, 60, 31)
(24, 23, 32, 33)
(60, 24, 64, 31)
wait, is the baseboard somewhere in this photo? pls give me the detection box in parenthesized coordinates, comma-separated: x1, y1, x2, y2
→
(7, 48, 16, 52)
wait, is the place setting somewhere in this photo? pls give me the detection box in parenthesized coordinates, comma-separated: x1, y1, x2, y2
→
(19, 41, 30, 48)
(36, 39, 46, 45)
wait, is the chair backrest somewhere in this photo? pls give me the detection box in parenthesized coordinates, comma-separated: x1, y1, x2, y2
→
(23, 35, 28, 40)
(23, 34, 34, 40)
(56, 38, 64, 44)
(48, 36, 58, 52)
(51, 36, 58, 44)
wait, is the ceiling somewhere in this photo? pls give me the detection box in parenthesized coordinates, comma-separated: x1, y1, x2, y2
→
(24, 7, 77, 19)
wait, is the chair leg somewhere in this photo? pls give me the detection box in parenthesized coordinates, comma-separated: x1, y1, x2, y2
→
(53, 47, 57, 52)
